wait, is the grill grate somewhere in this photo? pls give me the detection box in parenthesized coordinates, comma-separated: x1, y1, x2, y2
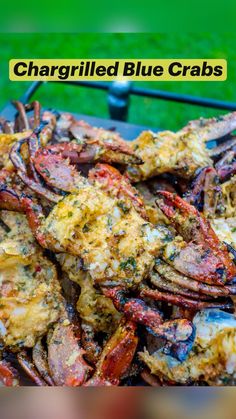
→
(1, 80, 236, 143)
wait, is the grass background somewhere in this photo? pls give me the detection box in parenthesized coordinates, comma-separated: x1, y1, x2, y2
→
(0, 33, 236, 131)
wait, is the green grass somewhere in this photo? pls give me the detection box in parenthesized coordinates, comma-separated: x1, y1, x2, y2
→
(0, 33, 236, 131)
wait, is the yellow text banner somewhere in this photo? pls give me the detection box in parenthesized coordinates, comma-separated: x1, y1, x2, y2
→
(9, 59, 227, 81)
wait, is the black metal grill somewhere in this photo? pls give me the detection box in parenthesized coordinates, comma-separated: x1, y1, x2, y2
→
(1, 80, 236, 144)
(0, 81, 236, 152)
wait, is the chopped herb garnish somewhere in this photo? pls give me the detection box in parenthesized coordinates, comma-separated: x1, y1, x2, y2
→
(154, 258, 162, 266)
(120, 257, 137, 271)
(53, 340, 62, 345)
(168, 252, 177, 261)
(117, 202, 130, 214)
(41, 168, 50, 177)
(107, 216, 113, 228)
(82, 223, 90, 233)
(161, 233, 173, 243)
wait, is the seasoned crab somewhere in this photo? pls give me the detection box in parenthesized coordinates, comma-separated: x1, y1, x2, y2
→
(2, 99, 236, 386)
(21, 315, 138, 387)
(9, 122, 142, 204)
(21, 182, 195, 357)
(125, 111, 236, 182)
(0, 211, 136, 387)
(0, 210, 63, 349)
(0, 210, 92, 386)
(8, 136, 197, 358)
(9, 124, 236, 359)
(140, 309, 236, 385)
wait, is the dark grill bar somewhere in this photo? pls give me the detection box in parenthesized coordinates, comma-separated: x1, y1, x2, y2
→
(1, 80, 236, 143)
(16, 80, 236, 122)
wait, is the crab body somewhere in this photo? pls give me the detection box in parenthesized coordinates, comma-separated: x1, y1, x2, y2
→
(125, 111, 236, 182)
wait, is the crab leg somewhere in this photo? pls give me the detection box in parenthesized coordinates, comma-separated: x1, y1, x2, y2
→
(103, 287, 195, 361)
(69, 119, 142, 165)
(13, 100, 43, 132)
(28, 130, 43, 183)
(13, 100, 30, 131)
(40, 110, 58, 145)
(81, 323, 102, 365)
(180, 111, 236, 142)
(224, 242, 236, 265)
(17, 350, 48, 386)
(140, 287, 234, 311)
(10, 138, 61, 203)
(186, 167, 223, 216)
(0, 187, 23, 212)
(32, 339, 55, 386)
(153, 259, 234, 297)
(21, 195, 61, 250)
(25, 101, 41, 128)
(47, 321, 92, 387)
(215, 146, 236, 181)
(156, 191, 236, 284)
(209, 136, 236, 159)
(85, 320, 138, 386)
(150, 271, 217, 300)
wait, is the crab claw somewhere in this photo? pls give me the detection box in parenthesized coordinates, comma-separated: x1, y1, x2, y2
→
(0, 360, 19, 387)
(0, 187, 23, 212)
(33, 135, 141, 185)
(103, 287, 195, 361)
(47, 321, 92, 387)
(33, 145, 83, 193)
(88, 163, 147, 219)
(215, 146, 236, 181)
(31, 141, 141, 195)
(0, 169, 24, 212)
(69, 120, 142, 165)
(85, 320, 138, 386)
(156, 191, 236, 285)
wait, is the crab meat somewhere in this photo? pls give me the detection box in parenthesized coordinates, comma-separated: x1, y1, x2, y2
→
(125, 111, 236, 182)
(140, 309, 236, 385)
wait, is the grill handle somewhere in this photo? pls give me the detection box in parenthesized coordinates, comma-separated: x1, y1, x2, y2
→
(15, 80, 236, 122)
